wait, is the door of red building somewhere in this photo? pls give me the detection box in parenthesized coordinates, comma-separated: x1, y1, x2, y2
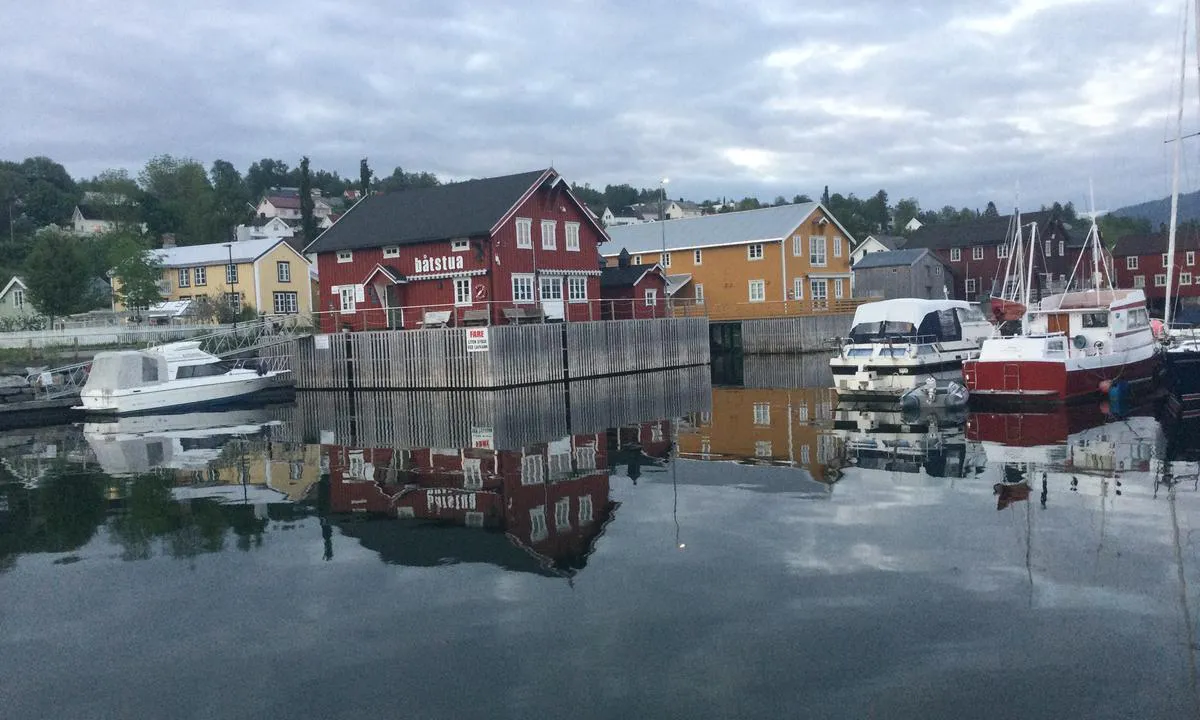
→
(540, 276, 564, 320)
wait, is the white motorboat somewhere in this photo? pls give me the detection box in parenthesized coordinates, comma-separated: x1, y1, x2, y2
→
(830, 298, 993, 400)
(75, 341, 292, 415)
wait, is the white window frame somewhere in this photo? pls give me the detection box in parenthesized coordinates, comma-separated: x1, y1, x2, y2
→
(336, 250, 352, 264)
(529, 506, 548, 542)
(693, 249, 702, 265)
(338, 286, 355, 314)
(1189, 251, 1196, 267)
(451, 238, 469, 252)
(753, 402, 770, 426)
(661, 252, 671, 268)
(1156, 273, 1167, 287)
(1127, 256, 1138, 270)
(792, 234, 803, 257)
(950, 248, 961, 262)
(193, 266, 206, 286)
(1133, 274, 1146, 288)
(633, 255, 642, 265)
(1182, 272, 1193, 286)
(277, 261, 291, 283)
(564, 222, 580, 251)
(226, 264, 238, 284)
(833, 236, 842, 258)
(555, 497, 571, 531)
(965, 278, 977, 294)
(1163, 253, 1170, 266)
(997, 244, 1009, 259)
(971, 246, 983, 261)
(792, 277, 804, 300)
(834, 278, 844, 299)
(694, 283, 704, 304)
(748, 279, 766, 302)
(511, 274, 534, 304)
(747, 243, 764, 261)
(13, 289, 24, 309)
(1058, 241, 1065, 256)
(273, 291, 298, 314)
(541, 219, 557, 250)
(644, 288, 658, 306)
(383, 246, 400, 258)
(177, 268, 190, 288)
(567, 276, 587, 303)
(810, 279, 828, 304)
(809, 236, 827, 267)
(578, 495, 593, 525)
(1045, 240, 1052, 256)
(516, 218, 533, 249)
(453, 277, 472, 306)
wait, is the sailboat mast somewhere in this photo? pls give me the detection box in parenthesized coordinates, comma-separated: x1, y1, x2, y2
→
(1166, 0, 1190, 328)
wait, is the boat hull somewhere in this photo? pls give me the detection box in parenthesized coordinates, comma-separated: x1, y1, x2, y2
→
(1164, 348, 1200, 418)
(77, 372, 292, 415)
(963, 354, 1159, 405)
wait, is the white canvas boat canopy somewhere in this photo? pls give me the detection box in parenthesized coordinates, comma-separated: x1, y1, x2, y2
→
(851, 299, 978, 327)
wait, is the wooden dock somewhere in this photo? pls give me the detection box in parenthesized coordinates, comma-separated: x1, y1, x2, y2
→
(287, 317, 710, 390)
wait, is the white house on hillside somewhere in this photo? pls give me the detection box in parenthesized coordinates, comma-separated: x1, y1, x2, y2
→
(256, 189, 333, 221)
(235, 215, 297, 243)
(851, 234, 906, 266)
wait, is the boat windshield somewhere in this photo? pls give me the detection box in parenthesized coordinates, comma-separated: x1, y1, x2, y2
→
(175, 361, 234, 379)
(849, 321, 916, 342)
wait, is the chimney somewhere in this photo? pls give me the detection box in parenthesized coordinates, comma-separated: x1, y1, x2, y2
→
(618, 248, 631, 268)
(161, 233, 176, 248)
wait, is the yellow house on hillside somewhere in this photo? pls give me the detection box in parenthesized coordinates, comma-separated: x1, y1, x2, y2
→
(114, 237, 313, 319)
(604, 203, 856, 318)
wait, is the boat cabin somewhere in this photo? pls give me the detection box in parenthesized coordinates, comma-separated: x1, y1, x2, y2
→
(1025, 290, 1152, 356)
(846, 299, 991, 345)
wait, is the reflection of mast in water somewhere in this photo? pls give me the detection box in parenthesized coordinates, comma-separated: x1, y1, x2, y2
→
(1164, 454, 1200, 716)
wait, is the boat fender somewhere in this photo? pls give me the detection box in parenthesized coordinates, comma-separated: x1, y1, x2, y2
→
(257, 362, 267, 376)
(1073, 334, 1088, 349)
(1093, 340, 1104, 351)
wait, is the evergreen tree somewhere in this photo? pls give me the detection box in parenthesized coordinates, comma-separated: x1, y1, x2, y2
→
(22, 228, 96, 322)
(983, 201, 999, 218)
(821, 185, 830, 206)
(359, 158, 372, 196)
(299, 156, 317, 243)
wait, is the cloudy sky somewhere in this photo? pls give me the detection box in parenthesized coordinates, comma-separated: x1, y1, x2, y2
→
(0, 0, 1192, 211)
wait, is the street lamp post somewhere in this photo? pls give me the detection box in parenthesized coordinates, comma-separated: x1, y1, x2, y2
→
(224, 243, 237, 327)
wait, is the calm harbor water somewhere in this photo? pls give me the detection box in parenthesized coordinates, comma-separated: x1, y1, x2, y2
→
(3, 359, 1200, 718)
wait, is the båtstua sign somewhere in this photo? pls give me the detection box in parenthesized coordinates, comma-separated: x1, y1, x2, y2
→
(413, 255, 465, 274)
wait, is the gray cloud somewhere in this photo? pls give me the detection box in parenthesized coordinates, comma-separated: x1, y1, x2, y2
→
(0, 0, 1186, 212)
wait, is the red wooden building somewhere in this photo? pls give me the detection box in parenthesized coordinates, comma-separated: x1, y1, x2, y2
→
(598, 249, 669, 319)
(903, 210, 1091, 302)
(1112, 229, 1200, 316)
(306, 168, 610, 332)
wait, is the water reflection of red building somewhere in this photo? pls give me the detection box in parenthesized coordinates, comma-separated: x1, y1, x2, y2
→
(324, 432, 617, 576)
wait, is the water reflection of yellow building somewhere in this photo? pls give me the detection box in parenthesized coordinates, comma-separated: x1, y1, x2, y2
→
(157, 441, 322, 503)
(676, 387, 842, 482)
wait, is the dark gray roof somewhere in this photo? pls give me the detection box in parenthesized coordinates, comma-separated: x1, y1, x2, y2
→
(600, 264, 661, 288)
(868, 234, 906, 250)
(305, 169, 550, 253)
(853, 248, 936, 269)
(1112, 229, 1200, 255)
(903, 210, 1080, 250)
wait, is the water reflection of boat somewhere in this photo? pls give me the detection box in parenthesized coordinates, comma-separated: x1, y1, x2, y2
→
(830, 402, 983, 478)
(83, 407, 283, 475)
(977, 413, 1161, 476)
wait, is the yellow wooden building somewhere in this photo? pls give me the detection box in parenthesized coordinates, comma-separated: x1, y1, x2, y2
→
(603, 203, 857, 319)
(114, 237, 314, 320)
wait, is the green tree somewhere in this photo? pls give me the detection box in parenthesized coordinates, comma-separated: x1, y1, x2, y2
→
(893, 198, 921, 233)
(821, 185, 830, 206)
(210, 159, 251, 241)
(22, 228, 96, 322)
(110, 236, 164, 318)
(245, 158, 292, 201)
(78, 168, 143, 232)
(359, 158, 372, 196)
(792, 194, 812, 204)
(138, 155, 216, 244)
(603, 183, 640, 210)
(983, 201, 999, 218)
(772, 195, 789, 206)
(17, 156, 79, 227)
(299, 156, 318, 242)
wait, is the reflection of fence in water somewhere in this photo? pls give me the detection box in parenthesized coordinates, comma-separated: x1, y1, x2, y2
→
(740, 354, 835, 390)
(275, 367, 713, 450)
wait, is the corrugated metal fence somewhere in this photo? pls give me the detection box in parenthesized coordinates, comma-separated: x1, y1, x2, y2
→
(289, 317, 709, 390)
(737, 313, 852, 354)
